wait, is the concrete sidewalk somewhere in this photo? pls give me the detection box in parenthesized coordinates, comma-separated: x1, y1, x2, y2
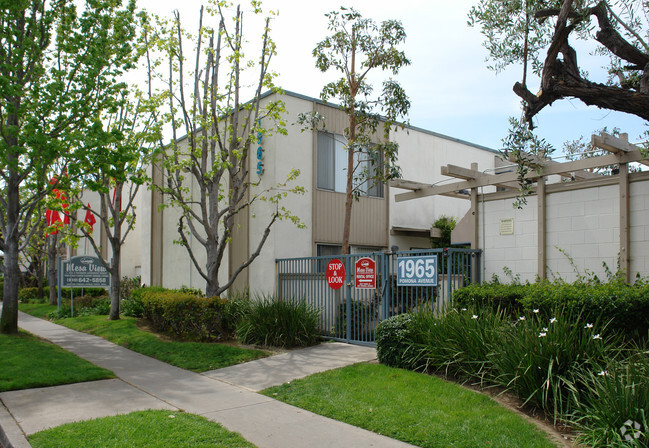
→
(1, 311, 414, 448)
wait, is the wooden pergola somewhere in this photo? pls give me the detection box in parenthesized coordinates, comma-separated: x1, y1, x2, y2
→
(391, 133, 649, 282)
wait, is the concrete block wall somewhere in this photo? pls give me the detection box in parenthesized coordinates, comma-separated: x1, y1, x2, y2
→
(480, 196, 538, 282)
(545, 185, 619, 282)
(630, 180, 649, 277)
(479, 178, 649, 283)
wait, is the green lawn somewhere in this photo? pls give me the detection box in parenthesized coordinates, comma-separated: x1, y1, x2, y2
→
(28, 410, 257, 448)
(19, 302, 57, 319)
(0, 331, 114, 392)
(18, 304, 269, 372)
(263, 363, 561, 448)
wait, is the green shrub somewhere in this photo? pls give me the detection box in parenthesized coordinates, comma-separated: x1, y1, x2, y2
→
(120, 275, 142, 301)
(521, 281, 649, 340)
(375, 313, 416, 369)
(237, 296, 320, 348)
(138, 287, 229, 341)
(18, 287, 45, 303)
(453, 280, 649, 341)
(453, 283, 526, 313)
(121, 296, 145, 318)
(48, 306, 72, 320)
(73, 294, 109, 309)
(90, 297, 111, 315)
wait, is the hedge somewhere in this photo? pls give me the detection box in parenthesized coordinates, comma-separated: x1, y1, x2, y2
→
(17, 286, 106, 303)
(135, 287, 231, 341)
(453, 280, 649, 340)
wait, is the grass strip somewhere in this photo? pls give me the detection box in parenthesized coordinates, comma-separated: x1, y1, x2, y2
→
(25, 310, 269, 372)
(0, 331, 114, 392)
(28, 410, 257, 448)
(18, 302, 58, 319)
(262, 363, 560, 448)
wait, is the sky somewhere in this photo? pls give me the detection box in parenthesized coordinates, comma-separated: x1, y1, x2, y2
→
(136, 0, 649, 155)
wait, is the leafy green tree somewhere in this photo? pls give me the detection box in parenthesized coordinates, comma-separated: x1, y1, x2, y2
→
(0, 0, 139, 334)
(69, 87, 160, 319)
(431, 215, 457, 249)
(311, 7, 410, 254)
(469, 0, 649, 127)
(154, 2, 304, 298)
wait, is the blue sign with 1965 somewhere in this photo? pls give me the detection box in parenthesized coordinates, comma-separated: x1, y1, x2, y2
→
(397, 255, 438, 286)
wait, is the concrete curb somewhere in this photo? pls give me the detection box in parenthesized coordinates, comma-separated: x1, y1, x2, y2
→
(0, 400, 31, 448)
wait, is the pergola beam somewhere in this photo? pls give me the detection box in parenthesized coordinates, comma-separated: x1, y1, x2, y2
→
(592, 132, 649, 167)
(396, 149, 648, 202)
(441, 164, 520, 189)
(507, 152, 601, 180)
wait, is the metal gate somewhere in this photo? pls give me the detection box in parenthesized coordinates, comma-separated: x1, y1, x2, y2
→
(276, 248, 482, 346)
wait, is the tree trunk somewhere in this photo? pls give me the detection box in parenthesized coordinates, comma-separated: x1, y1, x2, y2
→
(48, 234, 59, 305)
(36, 254, 44, 300)
(109, 252, 120, 320)
(0, 157, 21, 334)
(205, 240, 219, 297)
(1, 238, 20, 334)
(342, 148, 354, 255)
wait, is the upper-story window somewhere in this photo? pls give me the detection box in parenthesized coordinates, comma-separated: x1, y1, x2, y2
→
(316, 131, 384, 198)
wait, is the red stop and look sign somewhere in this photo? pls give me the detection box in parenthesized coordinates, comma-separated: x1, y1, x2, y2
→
(326, 259, 345, 290)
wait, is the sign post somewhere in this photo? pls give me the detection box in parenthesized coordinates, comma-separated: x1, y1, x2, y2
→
(326, 259, 345, 290)
(355, 257, 376, 289)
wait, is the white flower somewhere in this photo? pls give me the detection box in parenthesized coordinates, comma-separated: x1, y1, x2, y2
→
(519, 316, 526, 321)
(585, 323, 594, 329)
(539, 332, 547, 338)
(472, 315, 478, 320)
(461, 308, 467, 311)
(597, 370, 607, 376)
(593, 334, 601, 340)
(550, 317, 557, 324)
(533, 309, 539, 314)
(542, 327, 548, 332)
(168, 415, 176, 418)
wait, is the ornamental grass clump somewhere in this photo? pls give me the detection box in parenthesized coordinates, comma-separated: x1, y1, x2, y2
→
(237, 295, 320, 348)
(570, 347, 649, 448)
(488, 308, 622, 422)
(407, 307, 505, 383)
(375, 304, 647, 444)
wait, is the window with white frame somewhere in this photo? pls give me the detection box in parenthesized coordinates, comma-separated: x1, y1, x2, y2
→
(316, 131, 384, 198)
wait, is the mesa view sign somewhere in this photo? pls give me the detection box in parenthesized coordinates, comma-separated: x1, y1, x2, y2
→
(61, 256, 110, 288)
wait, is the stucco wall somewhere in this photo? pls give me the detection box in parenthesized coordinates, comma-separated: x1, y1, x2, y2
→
(389, 128, 498, 250)
(246, 94, 314, 296)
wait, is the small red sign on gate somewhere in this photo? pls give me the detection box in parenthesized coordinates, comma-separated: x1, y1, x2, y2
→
(326, 259, 345, 290)
(355, 257, 376, 289)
